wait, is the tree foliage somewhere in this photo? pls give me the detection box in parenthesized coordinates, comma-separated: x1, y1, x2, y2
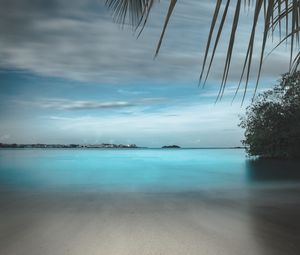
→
(240, 71, 300, 159)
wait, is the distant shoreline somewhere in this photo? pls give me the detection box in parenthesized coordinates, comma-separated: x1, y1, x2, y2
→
(0, 143, 245, 150)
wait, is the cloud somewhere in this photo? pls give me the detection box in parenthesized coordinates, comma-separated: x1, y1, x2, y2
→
(23, 98, 134, 110)
(0, 0, 291, 85)
(0, 134, 10, 141)
(17, 96, 171, 111)
(0, 0, 201, 82)
(35, 101, 244, 146)
(1, 93, 245, 146)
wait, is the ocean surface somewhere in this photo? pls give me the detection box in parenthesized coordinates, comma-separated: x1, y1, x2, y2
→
(1, 148, 300, 192)
(1, 148, 300, 255)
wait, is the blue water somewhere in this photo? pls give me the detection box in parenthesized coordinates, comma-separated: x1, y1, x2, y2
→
(0, 149, 299, 192)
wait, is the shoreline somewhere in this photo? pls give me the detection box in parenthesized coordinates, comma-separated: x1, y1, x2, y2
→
(0, 147, 245, 150)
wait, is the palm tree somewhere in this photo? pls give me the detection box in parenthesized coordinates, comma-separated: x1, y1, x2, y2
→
(106, 0, 300, 102)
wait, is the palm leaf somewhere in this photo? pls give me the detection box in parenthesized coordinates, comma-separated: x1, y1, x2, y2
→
(105, 0, 155, 27)
(106, 0, 300, 101)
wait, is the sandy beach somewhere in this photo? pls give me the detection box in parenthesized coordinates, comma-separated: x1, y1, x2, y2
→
(0, 186, 300, 255)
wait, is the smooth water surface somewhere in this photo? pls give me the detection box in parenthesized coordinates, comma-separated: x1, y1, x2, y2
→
(1, 149, 300, 255)
(0, 148, 299, 192)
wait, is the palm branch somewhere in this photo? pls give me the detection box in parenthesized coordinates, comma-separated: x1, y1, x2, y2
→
(106, 0, 300, 102)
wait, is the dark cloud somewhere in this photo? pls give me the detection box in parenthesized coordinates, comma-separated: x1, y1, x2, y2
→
(0, 0, 291, 84)
(0, 0, 214, 83)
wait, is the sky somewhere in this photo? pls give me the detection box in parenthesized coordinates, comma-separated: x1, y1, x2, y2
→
(0, 0, 291, 147)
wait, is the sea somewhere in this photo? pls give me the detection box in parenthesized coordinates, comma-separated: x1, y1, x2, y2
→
(0, 148, 300, 192)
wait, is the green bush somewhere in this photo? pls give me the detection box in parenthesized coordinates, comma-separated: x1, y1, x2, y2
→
(240, 72, 300, 159)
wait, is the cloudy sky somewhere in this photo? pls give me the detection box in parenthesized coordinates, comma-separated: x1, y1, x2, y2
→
(0, 0, 291, 147)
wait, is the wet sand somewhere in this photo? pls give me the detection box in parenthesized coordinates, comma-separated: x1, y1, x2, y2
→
(0, 187, 300, 255)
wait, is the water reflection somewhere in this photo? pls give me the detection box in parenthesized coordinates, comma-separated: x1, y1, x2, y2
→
(246, 158, 300, 182)
(246, 159, 300, 254)
(248, 186, 300, 255)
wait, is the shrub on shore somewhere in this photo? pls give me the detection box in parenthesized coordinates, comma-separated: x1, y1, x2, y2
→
(240, 72, 300, 159)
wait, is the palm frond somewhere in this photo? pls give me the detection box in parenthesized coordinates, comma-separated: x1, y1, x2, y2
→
(155, 0, 177, 56)
(105, 0, 155, 28)
(106, 0, 300, 102)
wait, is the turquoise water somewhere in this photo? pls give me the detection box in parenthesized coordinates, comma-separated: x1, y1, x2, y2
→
(0, 149, 299, 192)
